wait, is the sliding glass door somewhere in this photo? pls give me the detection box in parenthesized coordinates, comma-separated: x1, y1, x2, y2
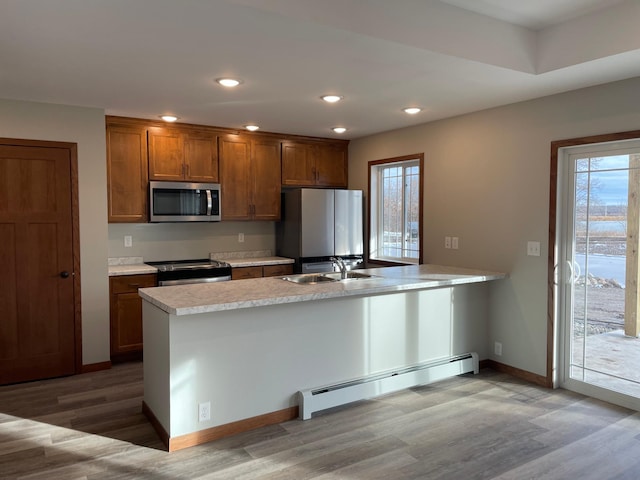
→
(557, 140, 640, 408)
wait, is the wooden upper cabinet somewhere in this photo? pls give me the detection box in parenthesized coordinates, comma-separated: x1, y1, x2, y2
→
(219, 136, 281, 221)
(148, 127, 218, 182)
(219, 136, 251, 220)
(106, 124, 149, 223)
(252, 139, 282, 221)
(281, 141, 348, 188)
(184, 134, 219, 182)
(281, 143, 316, 187)
(315, 143, 348, 187)
(105, 116, 348, 224)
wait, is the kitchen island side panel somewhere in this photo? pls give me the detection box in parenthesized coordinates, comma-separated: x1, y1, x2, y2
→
(151, 283, 489, 438)
(143, 301, 171, 434)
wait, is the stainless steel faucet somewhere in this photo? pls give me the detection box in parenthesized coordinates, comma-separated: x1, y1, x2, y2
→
(330, 256, 348, 279)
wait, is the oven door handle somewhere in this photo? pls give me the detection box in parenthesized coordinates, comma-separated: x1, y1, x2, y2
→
(165, 264, 228, 272)
(206, 190, 212, 216)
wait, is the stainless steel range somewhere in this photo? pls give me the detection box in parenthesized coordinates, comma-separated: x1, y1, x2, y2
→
(146, 259, 232, 286)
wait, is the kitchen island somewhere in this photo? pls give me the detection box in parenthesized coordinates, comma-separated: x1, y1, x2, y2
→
(139, 264, 505, 451)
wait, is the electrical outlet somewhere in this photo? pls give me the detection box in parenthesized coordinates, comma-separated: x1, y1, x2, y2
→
(494, 341, 502, 356)
(445, 236, 452, 249)
(452, 237, 459, 250)
(238, 233, 245, 243)
(124, 235, 132, 248)
(198, 401, 211, 422)
(527, 241, 540, 257)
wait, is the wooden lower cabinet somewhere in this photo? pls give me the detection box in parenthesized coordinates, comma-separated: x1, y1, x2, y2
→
(109, 274, 157, 362)
(231, 264, 293, 280)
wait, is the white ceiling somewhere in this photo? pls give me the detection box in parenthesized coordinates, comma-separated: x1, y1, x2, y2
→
(1, 0, 639, 139)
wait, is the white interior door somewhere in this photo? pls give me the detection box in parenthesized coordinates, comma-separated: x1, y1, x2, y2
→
(557, 139, 640, 409)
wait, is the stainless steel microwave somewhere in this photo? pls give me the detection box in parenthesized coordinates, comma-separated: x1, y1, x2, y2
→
(149, 181, 221, 222)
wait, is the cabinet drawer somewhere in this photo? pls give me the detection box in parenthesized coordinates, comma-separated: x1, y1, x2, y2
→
(263, 264, 293, 277)
(110, 274, 157, 294)
(231, 266, 264, 280)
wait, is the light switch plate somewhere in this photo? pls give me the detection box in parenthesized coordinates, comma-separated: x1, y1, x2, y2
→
(445, 236, 452, 249)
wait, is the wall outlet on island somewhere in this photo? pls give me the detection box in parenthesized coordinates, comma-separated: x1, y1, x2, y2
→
(494, 341, 503, 356)
(198, 401, 211, 422)
(124, 235, 132, 248)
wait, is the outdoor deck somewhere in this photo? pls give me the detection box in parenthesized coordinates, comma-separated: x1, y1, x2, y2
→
(572, 329, 640, 398)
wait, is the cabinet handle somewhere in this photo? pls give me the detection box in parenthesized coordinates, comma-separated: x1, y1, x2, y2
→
(186, 164, 190, 177)
(128, 283, 140, 288)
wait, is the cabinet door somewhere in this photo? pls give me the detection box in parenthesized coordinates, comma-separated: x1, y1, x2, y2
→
(148, 128, 185, 180)
(263, 264, 293, 277)
(219, 136, 251, 220)
(109, 274, 157, 360)
(251, 139, 281, 220)
(185, 133, 218, 182)
(281, 142, 316, 186)
(111, 292, 144, 355)
(107, 125, 148, 222)
(231, 266, 263, 280)
(315, 144, 348, 187)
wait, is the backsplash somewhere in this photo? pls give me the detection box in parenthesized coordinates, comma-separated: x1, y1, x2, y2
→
(108, 256, 144, 266)
(108, 221, 276, 262)
(210, 250, 271, 259)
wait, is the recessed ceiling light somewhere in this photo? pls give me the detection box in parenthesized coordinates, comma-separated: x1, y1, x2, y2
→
(160, 115, 179, 122)
(244, 125, 260, 131)
(216, 78, 242, 87)
(332, 127, 347, 134)
(403, 107, 422, 115)
(321, 95, 343, 103)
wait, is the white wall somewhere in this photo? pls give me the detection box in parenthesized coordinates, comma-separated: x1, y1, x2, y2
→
(348, 76, 640, 377)
(0, 98, 109, 365)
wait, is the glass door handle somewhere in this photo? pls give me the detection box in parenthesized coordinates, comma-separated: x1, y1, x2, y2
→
(572, 260, 581, 282)
(566, 260, 581, 284)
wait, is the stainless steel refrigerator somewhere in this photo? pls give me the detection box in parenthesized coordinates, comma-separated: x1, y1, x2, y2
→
(276, 189, 364, 273)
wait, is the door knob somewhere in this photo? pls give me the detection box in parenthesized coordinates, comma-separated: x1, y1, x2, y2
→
(60, 271, 70, 278)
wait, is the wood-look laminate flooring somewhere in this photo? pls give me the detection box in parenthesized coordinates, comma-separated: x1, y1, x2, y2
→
(1, 362, 640, 479)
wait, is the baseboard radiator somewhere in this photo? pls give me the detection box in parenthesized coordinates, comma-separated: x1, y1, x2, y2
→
(298, 352, 479, 420)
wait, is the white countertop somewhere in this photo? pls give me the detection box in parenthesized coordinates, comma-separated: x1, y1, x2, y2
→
(107, 255, 293, 276)
(108, 257, 157, 276)
(139, 264, 506, 316)
(220, 256, 294, 268)
(109, 264, 158, 276)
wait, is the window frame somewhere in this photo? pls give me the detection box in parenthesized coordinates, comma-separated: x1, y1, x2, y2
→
(368, 153, 424, 266)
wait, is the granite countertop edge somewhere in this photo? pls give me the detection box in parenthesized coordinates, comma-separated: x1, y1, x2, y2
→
(219, 256, 295, 267)
(139, 265, 507, 316)
(108, 256, 294, 276)
(109, 264, 158, 276)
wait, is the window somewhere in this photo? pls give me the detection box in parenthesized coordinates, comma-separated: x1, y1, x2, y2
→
(368, 154, 423, 264)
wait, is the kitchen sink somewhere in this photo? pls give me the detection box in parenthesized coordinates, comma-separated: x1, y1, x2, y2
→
(281, 274, 338, 285)
(282, 271, 375, 284)
(321, 271, 374, 280)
